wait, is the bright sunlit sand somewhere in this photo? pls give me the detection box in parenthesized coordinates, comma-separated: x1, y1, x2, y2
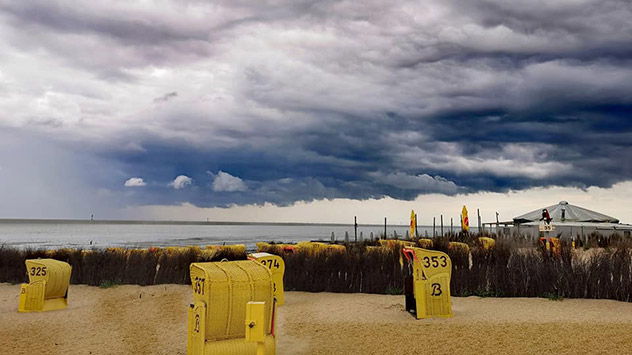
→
(2, 284, 632, 355)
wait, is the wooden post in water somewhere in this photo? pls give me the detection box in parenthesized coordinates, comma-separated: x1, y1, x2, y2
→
(354, 216, 358, 243)
(496, 212, 500, 237)
(477, 209, 482, 234)
(415, 213, 418, 238)
(440, 215, 444, 237)
(384, 217, 387, 239)
(450, 218, 453, 236)
(433, 217, 436, 238)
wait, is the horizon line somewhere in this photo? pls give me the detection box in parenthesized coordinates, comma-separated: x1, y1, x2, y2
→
(0, 218, 414, 227)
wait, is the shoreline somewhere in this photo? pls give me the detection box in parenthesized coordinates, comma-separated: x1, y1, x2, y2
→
(0, 218, 411, 227)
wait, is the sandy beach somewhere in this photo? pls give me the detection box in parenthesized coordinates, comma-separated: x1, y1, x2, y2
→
(2, 283, 632, 355)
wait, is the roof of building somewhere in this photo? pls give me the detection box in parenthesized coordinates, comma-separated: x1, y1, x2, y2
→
(513, 201, 619, 224)
(519, 221, 632, 230)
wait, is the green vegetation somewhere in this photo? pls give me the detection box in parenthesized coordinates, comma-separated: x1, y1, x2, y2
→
(384, 286, 402, 295)
(542, 292, 565, 301)
(99, 280, 120, 289)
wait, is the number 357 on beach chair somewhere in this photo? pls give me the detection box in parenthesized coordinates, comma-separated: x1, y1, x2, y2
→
(402, 247, 452, 319)
(188, 260, 279, 355)
(18, 259, 72, 312)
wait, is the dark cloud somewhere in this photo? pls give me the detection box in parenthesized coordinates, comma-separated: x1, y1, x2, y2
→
(153, 91, 178, 103)
(0, 0, 631, 211)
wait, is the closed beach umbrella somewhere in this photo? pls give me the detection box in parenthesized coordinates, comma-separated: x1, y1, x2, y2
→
(461, 205, 470, 232)
(410, 210, 416, 239)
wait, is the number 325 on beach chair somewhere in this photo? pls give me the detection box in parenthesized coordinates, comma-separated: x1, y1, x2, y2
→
(18, 259, 72, 312)
(402, 247, 452, 319)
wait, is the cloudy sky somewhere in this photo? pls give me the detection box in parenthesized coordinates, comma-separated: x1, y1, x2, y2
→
(0, 0, 631, 223)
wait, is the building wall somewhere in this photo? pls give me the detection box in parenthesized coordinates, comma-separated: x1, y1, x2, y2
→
(496, 225, 632, 240)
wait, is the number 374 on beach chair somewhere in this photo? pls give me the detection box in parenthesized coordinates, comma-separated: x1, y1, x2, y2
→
(402, 247, 452, 319)
(188, 257, 282, 355)
(248, 253, 285, 306)
(18, 259, 72, 312)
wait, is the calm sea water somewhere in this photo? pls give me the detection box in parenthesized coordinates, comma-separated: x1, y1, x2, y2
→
(0, 220, 466, 250)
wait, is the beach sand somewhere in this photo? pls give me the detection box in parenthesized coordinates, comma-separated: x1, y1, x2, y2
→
(2, 283, 632, 354)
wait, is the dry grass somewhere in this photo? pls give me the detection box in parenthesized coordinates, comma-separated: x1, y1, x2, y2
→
(257, 236, 632, 301)
(0, 245, 246, 286)
(2, 234, 631, 301)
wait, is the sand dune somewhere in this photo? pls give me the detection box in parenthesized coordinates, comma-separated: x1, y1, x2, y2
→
(1, 284, 632, 354)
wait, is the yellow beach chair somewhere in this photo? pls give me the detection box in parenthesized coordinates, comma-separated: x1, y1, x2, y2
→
(18, 259, 72, 312)
(478, 237, 495, 250)
(188, 260, 278, 355)
(402, 247, 452, 319)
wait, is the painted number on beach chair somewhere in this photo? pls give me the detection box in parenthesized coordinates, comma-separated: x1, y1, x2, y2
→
(423, 256, 447, 268)
(261, 259, 280, 269)
(29, 266, 47, 277)
(193, 277, 205, 295)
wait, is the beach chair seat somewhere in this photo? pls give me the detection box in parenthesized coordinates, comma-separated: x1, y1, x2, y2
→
(539, 237, 561, 255)
(478, 237, 496, 250)
(402, 247, 452, 319)
(188, 260, 277, 355)
(18, 258, 71, 312)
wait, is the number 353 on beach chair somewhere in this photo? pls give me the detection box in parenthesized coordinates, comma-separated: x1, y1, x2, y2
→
(18, 259, 72, 312)
(402, 247, 452, 319)
(188, 260, 279, 355)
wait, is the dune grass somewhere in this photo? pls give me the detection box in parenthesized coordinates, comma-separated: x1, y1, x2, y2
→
(1, 234, 631, 302)
(0, 245, 246, 286)
(257, 235, 632, 301)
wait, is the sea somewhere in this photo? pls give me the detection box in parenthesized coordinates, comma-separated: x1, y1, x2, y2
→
(0, 220, 467, 250)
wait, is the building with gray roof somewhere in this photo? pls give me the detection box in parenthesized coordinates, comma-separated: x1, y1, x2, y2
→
(495, 201, 631, 240)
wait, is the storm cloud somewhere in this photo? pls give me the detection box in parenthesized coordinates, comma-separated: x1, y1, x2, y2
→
(0, 0, 630, 212)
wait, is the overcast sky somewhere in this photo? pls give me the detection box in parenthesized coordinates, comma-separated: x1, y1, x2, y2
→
(0, 0, 631, 223)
